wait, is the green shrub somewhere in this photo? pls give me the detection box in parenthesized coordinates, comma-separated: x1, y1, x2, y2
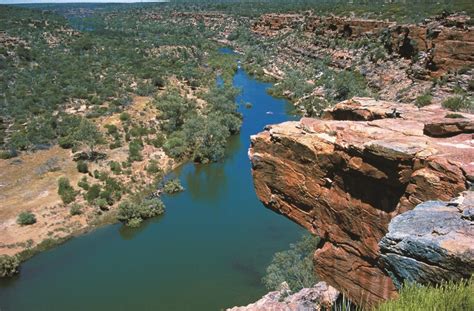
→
(0, 149, 17, 159)
(262, 234, 320, 292)
(69, 203, 82, 216)
(126, 217, 143, 228)
(376, 277, 474, 311)
(85, 184, 101, 203)
(95, 198, 109, 210)
(150, 133, 165, 148)
(445, 113, 465, 119)
(58, 136, 74, 149)
(109, 161, 122, 175)
(104, 124, 118, 136)
(76, 161, 88, 173)
(77, 176, 89, 190)
(117, 198, 165, 227)
(128, 139, 143, 162)
(17, 211, 37, 226)
(0, 255, 20, 277)
(58, 177, 76, 204)
(119, 112, 130, 122)
(415, 93, 432, 107)
(163, 179, 185, 194)
(442, 96, 468, 111)
(163, 132, 187, 159)
(146, 160, 162, 175)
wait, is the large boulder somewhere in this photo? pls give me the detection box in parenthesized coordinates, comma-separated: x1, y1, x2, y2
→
(249, 97, 473, 307)
(379, 191, 474, 288)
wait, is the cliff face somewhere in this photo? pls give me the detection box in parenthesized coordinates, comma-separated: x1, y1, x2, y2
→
(252, 13, 474, 75)
(249, 98, 473, 307)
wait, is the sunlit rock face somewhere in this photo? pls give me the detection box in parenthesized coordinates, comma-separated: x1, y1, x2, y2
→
(249, 97, 473, 307)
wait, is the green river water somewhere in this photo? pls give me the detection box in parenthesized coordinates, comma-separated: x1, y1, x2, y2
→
(0, 62, 303, 310)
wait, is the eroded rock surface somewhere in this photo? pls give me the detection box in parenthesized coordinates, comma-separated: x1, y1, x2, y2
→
(379, 191, 474, 288)
(227, 282, 339, 311)
(249, 97, 473, 307)
(252, 13, 474, 75)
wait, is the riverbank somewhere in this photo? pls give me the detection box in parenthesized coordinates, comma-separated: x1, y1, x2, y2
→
(0, 64, 304, 311)
(0, 95, 185, 259)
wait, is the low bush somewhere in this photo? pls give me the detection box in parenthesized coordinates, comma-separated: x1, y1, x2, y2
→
(76, 160, 88, 173)
(95, 198, 109, 211)
(58, 177, 77, 204)
(109, 161, 122, 175)
(445, 113, 465, 119)
(69, 203, 82, 216)
(117, 198, 165, 227)
(415, 93, 432, 107)
(119, 112, 130, 122)
(85, 184, 101, 203)
(0, 255, 20, 277)
(128, 139, 143, 162)
(163, 179, 185, 194)
(146, 160, 162, 175)
(0, 149, 17, 159)
(77, 176, 89, 190)
(442, 96, 469, 111)
(17, 211, 37, 226)
(376, 277, 473, 311)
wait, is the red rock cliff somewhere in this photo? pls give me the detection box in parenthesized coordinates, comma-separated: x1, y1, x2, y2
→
(249, 98, 473, 307)
(253, 13, 474, 75)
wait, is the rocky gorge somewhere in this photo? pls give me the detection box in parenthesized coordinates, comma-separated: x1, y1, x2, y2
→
(247, 98, 473, 308)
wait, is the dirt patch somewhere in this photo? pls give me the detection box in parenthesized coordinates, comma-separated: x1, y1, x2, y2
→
(0, 96, 178, 257)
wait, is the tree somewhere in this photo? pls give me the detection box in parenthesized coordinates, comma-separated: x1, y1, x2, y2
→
(262, 234, 320, 292)
(73, 119, 104, 154)
(155, 90, 194, 133)
(0, 255, 20, 277)
(117, 198, 165, 227)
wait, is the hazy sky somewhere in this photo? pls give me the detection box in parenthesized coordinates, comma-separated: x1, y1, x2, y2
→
(1, 0, 167, 3)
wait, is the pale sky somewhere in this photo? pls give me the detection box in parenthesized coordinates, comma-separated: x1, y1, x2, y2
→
(1, 0, 167, 3)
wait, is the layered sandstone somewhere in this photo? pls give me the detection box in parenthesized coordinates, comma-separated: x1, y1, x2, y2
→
(252, 13, 474, 75)
(249, 97, 473, 307)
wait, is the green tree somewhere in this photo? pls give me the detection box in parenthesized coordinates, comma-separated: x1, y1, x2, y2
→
(117, 198, 165, 227)
(73, 119, 104, 154)
(262, 234, 320, 292)
(0, 255, 20, 277)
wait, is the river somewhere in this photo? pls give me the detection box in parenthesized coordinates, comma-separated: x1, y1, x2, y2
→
(0, 63, 303, 311)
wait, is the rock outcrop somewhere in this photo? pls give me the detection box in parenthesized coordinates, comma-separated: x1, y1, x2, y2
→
(252, 13, 474, 75)
(227, 282, 339, 311)
(379, 191, 474, 288)
(249, 97, 473, 307)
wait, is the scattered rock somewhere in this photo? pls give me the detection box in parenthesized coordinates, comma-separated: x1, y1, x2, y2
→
(227, 282, 339, 311)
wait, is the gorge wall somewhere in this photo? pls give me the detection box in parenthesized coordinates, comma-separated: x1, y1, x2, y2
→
(249, 98, 473, 307)
(253, 13, 474, 75)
